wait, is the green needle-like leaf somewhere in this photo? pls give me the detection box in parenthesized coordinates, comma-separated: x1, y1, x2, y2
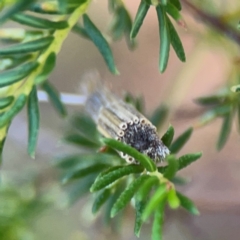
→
(0, 94, 27, 128)
(152, 200, 165, 240)
(178, 152, 202, 171)
(134, 200, 147, 237)
(11, 13, 69, 29)
(176, 191, 199, 215)
(169, 0, 182, 10)
(62, 163, 109, 184)
(150, 104, 168, 130)
(0, 61, 38, 87)
(142, 184, 167, 221)
(92, 188, 112, 214)
(170, 127, 193, 154)
(166, 15, 186, 62)
(0, 36, 54, 55)
(167, 188, 180, 209)
(0, 96, 14, 109)
(195, 94, 227, 106)
(156, 5, 170, 73)
(130, 0, 150, 39)
(165, 3, 181, 20)
(217, 111, 232, 150)
(35, 52, 56, 84)
(90, 164, 143, 192)
(102, 138, 157, 172)
(27, 86, 40, 158)
(111, 174, 149, 217)
(41, 81, 67, 117)
(83, 14, 119, 74)
(163, 155, 178, 180)
(161, 125, 174, 148)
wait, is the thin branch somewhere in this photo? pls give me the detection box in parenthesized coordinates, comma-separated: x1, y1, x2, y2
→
(182, 0, 240, 45)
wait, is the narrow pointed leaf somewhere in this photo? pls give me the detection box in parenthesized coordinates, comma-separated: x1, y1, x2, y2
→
(134, 200, 147, 237)
(111, 174, 149, 217)
(64, 134, 99, 148)
(178, 152, 202, 171)
(167, 188, 180, 209)
(165, 3, 181, 20)
(170, 127, 193, 154)
(11, 13, 69, 29)
(161, 125, 174, 147)
(90, 164, 143, 192)
(35, 52, 56, 84)
(142, 184, 167, 221)
(102, 138, 156, 172)
(163, 155, 178, 180)
(41, 81, 67, 117)
(156, 5, 170, 72)
(195, 94, 227, 106)
(92, 188, 112, 214)
(72, 23, 90, 39)
(169, 0, 182, 10)
(0, 94, 27, 128)
(0, 61, 38, 87)
(217, 111, 232, 150)
(130, 0, 150, 39)
(0, 0, 34, 24)
(62, 163, 109, 184)
(83, 14, 118, 74)
(0, 96, 14, 109)
(0, 36, 54, 55)
(152, 200, 165, 240)
(27, 86, 40, 158)
(176, 191, 199, 215)
(150, 104, 168, 129)
(166, 16, 185, 62)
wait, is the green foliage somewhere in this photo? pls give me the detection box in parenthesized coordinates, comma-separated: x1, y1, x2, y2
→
(55, 97, 201, 239)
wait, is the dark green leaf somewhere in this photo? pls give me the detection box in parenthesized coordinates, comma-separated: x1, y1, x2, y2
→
(27, 86, 40, 158)
(54, 153, 121, 169)
(167, 188, 180, 209)
(195, 94, 227, 106)
(71, 113, 99, 143)
(41, 81, 67, 117)
(92, 188, 112, 214)
(161, 125, 174, 147)
(134, 199, 147, 237)
(217, 111, 232, 150)
(63, 133, 99, 148)
(11, 13, 69, 29)
(111, 174, 149, 217)
(142, 184, 167, 221)
(90, 164, 143, 192)
(0, 0, 34, 24)
(152, 200, 165, 240)
(0, 36, 54, 55)
(163, 155, 178, 180)
(156, 5, 170, 72)
(83, 14, 119, 74)
(176, 191, 199, 215)
(166, 16, 185, 62)
(197, 105, 231, 126)
(35, 52, 56, 84)
(178, 152, 202, 171)
(0, 94, 27, 128)
(169, 0, 182, 10)
(0, 61, 38, 87)
(170, 127, 193, 154)
(0, 54, 33, 70)
(150, 104, 168, 130)
(165, 3, 181, 20)
(102, 138, 156, 172)
(62, 163, 109, 184)
(130, 0, 150, 39)
(72, 23, 90, 39)
(0, 96, 14, 109)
